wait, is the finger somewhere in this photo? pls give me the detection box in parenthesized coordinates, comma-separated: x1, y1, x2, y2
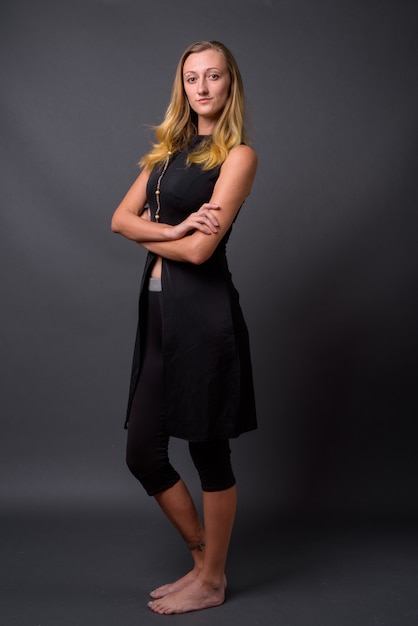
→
(194, 222, 212, 234)
(198, 203, 220, 212)
(197, 210, 219, 228)
(194, 217, 216, 234)
(198, 215, 218, 232)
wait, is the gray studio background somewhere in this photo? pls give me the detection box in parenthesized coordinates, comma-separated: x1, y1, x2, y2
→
(1, 0, 417, 521)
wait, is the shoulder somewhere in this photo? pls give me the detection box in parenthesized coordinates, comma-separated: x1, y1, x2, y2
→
(229, 143, 257, 160)
(222, 144, 258, 173)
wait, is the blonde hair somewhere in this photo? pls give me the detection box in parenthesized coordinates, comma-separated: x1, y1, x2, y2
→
(140, 41, 249, 171)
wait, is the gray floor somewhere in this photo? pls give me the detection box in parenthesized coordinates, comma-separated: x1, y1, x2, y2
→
(1, 506, 417, 626)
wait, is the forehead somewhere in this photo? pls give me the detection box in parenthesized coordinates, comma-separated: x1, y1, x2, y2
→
(183, 49, 227, 73)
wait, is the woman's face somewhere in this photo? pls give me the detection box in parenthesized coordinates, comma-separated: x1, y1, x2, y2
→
(183, 50, 231, 132)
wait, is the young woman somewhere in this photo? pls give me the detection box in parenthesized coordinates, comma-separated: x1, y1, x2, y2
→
(111, 40, 257, 615)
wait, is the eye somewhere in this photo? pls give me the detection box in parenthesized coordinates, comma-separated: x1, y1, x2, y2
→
(209, 73, 219, 80)
(185, 76, 196, 83)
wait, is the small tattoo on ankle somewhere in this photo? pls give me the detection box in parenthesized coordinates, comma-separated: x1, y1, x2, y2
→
(189, 540, 206, 552)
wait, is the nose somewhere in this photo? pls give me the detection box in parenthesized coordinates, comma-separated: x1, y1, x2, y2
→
(197, 77, 209, 94)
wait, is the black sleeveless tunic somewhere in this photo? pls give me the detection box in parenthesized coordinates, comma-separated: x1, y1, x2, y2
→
(125, 136, 257, 441)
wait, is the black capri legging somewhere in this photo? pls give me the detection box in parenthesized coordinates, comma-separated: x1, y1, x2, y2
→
(126, 285, 236, 497)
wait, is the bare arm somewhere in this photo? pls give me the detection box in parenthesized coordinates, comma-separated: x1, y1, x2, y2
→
(111, 166, 220, 242)
(141, 145, 258, 265)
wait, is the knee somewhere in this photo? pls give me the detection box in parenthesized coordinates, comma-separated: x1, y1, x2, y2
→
(125, 449, 143, 481)
(189, 440, 236, 492)
(126, 451, 180, 497)
(125, 434, 158, 484)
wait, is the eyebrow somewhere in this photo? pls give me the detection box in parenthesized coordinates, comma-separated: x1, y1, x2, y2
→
(183, 66, 223, 75)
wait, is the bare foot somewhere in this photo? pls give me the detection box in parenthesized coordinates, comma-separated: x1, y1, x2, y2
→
(148, 577, 226, 614)
(149, 568, 200, 599)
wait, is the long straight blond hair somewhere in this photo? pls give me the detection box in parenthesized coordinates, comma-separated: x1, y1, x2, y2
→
(140, 41, 249, 171)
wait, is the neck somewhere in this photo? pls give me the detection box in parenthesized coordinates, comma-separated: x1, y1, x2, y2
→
(197, 120, 216, 136)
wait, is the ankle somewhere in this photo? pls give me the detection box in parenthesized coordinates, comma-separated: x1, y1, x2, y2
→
(188, 538, 206, 553)
(198, 571, 226, 590)
(190, 549, 205, 570)
(188, 538, 205, 570)
(192, 561, 203, 576)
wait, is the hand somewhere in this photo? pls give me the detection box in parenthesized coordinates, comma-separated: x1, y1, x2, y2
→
(169, 203, 220, 239)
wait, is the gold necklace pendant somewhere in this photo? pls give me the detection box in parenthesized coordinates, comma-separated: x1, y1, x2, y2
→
(154, 151, 171, 223)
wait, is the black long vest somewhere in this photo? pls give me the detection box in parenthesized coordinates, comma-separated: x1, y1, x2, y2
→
(125, 137, 257, 441)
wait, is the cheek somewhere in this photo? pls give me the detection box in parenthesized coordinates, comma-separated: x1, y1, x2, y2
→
(219, 85, 230, 104)
(219, 80, 231, 100)
(183, 83, 192, 103)
(184, 87, 197, 112)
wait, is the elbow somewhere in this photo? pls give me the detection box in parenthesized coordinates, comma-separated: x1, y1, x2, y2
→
(110, 214, 121, 234)
(187, 242, 212, 265)
(190, 253, 210, 266)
